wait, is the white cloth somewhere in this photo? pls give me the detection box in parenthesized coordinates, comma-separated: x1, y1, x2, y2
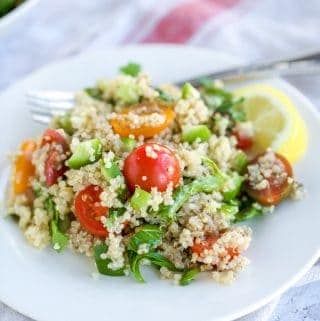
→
(1, 0, 320, 320)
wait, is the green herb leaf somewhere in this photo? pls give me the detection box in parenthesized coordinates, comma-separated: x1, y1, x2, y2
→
(223, 173, 244, 201)
(44, 197, 69, 252)
(129, 251, 180, 283)
(85, 87, 103, 101)
(157, 89, 174, 102)
(56, 112, 74, 135)
(51, 221, 69, 252)
(158, 175, 226, 222)
(234, 204, 263, 222)
(94, 244, 125, 276)
(199, 80, 246, 122)
(219, 203, 239, 220)
(128, 225, 163, 253)
(233, 151, 249, 174)
(180, 267, 200, 286)
(119, 62, 141, 77)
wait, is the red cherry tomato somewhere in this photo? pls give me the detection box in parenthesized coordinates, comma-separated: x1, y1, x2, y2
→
(41, 128, 68, 150)
(41, 129, 69, 186)
(234, 130, 253, 150)
(74, 185, 109, 238)
(44, 150, 68, 187)
(192, 234, 239, 259)
(123, 143, 181, 192)
(191, 234, 219, 255)
(246, 153, 293, 205)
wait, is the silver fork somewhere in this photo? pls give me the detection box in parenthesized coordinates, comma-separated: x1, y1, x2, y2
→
(28, 50, 320, 125)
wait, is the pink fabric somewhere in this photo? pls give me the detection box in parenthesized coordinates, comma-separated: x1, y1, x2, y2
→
(137, 0, 241, 43)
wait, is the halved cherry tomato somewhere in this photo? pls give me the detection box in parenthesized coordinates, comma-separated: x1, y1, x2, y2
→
(110, 101, 175, 138)
(191, 234, 219, 255)
(234, 130, 253, 150)
(41, 129, 69, 186)
(14, 140, 37, 194)
(41, 128, 68, 150)
(44, 150, 68, 187)
(74, 185, 109, 238)
(245, 153, 293, 205)
(192, 234, 239, 259)
(123, 143, 181, 192)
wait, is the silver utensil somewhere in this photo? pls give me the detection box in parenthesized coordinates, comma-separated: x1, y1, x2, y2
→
(28, 50, 320, 124)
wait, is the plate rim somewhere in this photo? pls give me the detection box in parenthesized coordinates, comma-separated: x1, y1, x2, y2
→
(1, 44, 320, 321)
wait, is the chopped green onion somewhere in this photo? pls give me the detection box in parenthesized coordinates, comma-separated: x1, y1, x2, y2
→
(121, 137, 137, 152)
(67, 138, 103, 169)
(119, 62, 141, 77)
(130, 188, 151, 210)
(182, 125, 212, 143)
(157, 89, 174, 102)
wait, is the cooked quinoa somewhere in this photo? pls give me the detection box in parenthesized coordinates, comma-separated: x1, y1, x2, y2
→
(7, 63, 304, 285)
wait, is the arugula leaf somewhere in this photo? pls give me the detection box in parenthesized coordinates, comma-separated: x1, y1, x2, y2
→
(179, 267, 200, 286)
(85, 87, 103, 101)
(234, 204, 263, 222)
(119, 62, 141, 77)
(129, 251, 180, 283)
(128, 225, 163, 253)
(201, 157, 243, 201)
(94, 244, 125, 276)
(198, 79, 246, 122)
(158, 175, 226, 222)
(44, 197, 69, 252)
(156, 89, 174, 102)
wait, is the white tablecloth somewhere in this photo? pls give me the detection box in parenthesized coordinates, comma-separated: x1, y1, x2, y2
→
(1, 0, 320, 320)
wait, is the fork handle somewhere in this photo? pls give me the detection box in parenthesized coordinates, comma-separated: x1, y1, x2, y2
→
(175, 50, 320, 86)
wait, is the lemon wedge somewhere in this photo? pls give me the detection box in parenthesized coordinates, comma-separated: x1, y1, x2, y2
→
(234, 84, 307, 163)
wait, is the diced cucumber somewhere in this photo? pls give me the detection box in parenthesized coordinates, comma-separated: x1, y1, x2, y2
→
(182, 125, 211, 143)
(67, 138, 102, 169)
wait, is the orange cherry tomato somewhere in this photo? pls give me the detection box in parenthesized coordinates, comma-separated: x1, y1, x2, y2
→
(74, 185, 109, 238)
(14, 140, 37, 194)
(246, 153, 293, 206)
(110, 101, 175, 138)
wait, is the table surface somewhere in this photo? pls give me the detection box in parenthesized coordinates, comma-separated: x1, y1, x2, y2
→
(1, 0, 320, 320)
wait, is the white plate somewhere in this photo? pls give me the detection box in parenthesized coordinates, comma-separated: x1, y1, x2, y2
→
(0, 45, 319, 321)
(0, 0, 40, 36)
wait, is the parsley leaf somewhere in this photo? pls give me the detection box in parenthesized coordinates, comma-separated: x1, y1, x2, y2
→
(120, 62, 141, 77)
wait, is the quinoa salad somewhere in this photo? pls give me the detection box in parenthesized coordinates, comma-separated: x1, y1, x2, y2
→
(7, 63, 305, 285)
